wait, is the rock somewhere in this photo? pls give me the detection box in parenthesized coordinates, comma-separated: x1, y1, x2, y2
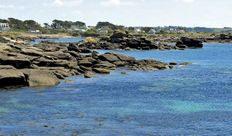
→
(68, 43, 80, 52)
(98, 53, 119, 62)
(110, 31, 128, 43)
(21, 48, 43, 56)
(0, 69, 28, 88)
(79, 48, 92, 53)
(0, 65, 16, 69)
(121, 71, 127, 75)
(34, 57, 76, 68)
(176, 37, 203, 48)
(21, 69, 60, 87)
(0, 36, 9, 43)
(68, 51, 81, 58)
(112, 53, 136, 62)
(0, 43, 12, 51)
(94, 61, 116, 69)
(0, 55, 31, 69)
(179, 62, 192, 66)
(93, 68, 111, 74)
(169, 62, 178, 65)
(84, 71, 96, 78)
(78, 57, 96, 67)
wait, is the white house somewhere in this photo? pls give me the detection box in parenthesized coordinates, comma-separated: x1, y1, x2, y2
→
(148, 29, 157, 34)
(0, 23, 10, 31)
(97, 26, 110, 34)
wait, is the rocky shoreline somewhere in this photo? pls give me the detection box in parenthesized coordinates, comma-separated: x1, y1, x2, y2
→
(79, 31, 204, 50)
(0, 36, 185, 89)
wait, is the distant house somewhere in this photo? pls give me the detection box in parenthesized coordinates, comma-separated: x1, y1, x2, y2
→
(52, 23, 63, 30)
(134, 27, 142, 33)
(97, 26, 110, 34)
(29, 29, 40, 33)
(148, 29, 156, 34)
(70, 25, 87, 32)
(0, 23, 10, 31)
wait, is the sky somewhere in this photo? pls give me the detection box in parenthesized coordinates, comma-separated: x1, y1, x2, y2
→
(0, 0, 231, 27)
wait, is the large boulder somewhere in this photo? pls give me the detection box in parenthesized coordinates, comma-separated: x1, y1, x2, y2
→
(110, 31, 128, 43)
(0, 69, 28, 88)
(176, 37, 203, 48)
(21, 69, 60, 87)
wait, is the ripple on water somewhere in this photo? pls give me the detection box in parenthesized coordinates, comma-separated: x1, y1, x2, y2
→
(140, 77, 200, 92)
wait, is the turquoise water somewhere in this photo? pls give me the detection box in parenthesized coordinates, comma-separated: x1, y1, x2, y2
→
(1, 43, 232, 135)
(31, 37, 84, 45)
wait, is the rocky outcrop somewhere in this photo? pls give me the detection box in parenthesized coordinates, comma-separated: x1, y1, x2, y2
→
(79, 31, 205, 51)
(79, 31, 178, 50)
(205, 33, 232, 43)
(176, 37, 203, 49)
(0, 40, 181, 88)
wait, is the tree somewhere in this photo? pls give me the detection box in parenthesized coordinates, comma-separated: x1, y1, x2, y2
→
(24, 20, 41, 30)
(8, 18, 25, 30)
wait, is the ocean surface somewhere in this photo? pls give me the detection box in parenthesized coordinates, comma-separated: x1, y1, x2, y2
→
(0, 43, 232, 136)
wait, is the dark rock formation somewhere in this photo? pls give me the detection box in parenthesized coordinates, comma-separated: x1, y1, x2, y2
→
(176, 37, 203, 49)
(205, 33, 232, 43)
(79, 31, 177, 50)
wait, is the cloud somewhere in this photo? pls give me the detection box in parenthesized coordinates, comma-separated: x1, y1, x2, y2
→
(101, 0, 142, 6)
(175, 0, 195, 3)
(0, 4, 15, 9)
(53, 0, 83, 7)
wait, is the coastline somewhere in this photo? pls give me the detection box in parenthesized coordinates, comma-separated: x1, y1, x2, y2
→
(0, 31, 230, 89)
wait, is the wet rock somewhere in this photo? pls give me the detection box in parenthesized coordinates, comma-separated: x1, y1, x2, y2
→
(93, 68, 111, 74)
(169, 62, 178, 65)
(0, 69, 28, 88)
(179, 62, 192, 66)
(84, 71, 96, 78)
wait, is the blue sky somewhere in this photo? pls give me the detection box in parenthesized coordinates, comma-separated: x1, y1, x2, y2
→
(0, 0, 231, 27)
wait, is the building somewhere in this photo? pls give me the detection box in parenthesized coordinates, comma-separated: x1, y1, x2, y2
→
(97, 26, 110, 34)
(0, 23, 10, 31)
(29, 29, 41, 33)
(70, 25, 87, 32)
(148, 29, 157, 34)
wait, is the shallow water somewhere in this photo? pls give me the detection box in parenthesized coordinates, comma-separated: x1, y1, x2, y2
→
(1, 43, 232, 135)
